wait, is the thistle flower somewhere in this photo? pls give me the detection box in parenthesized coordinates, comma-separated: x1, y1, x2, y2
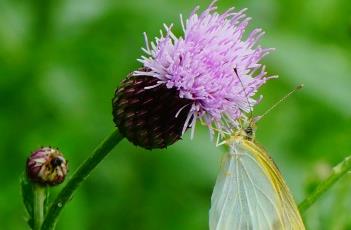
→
(26, 147, 68, 186)
(113, 0, 273, 148)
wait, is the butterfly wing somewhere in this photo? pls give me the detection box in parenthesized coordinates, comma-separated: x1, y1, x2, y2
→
(209, 139, 305, 230)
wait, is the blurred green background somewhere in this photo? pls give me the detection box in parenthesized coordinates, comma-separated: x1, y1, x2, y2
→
(1, 0, 351, 229)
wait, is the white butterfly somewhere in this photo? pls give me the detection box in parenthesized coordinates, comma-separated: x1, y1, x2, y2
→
(209, 120, 305, 230)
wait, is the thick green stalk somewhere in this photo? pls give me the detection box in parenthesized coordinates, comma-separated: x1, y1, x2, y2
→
(299, 155, 351, 212)
(41, 129, 124, 230)
(33, 184, 46, 230)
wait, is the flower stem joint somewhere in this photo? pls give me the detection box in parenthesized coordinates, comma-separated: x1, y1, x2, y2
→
(26, 147, 68, 186)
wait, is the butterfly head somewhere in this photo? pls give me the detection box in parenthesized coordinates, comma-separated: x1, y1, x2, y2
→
(228, 115, 257, 142)
(238, 117, 258, 141)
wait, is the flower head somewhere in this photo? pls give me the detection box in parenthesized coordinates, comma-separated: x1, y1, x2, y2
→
(136, 0, 274, 135)
(27, 147, 68, 186)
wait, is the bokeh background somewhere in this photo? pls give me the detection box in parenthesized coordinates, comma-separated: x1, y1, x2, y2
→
(1, 0, 351, 229)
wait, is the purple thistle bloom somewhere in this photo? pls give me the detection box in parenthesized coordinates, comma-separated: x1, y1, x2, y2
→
(135, 0, 275, 136)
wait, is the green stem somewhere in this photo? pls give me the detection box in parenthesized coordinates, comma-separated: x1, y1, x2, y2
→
(33, 184, 46, 230)
(41, 129, 124, 230)
(299, 155, 351, 213)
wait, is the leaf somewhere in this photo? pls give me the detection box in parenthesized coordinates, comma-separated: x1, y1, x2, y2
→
(20, 175, 34, 229)
(44, 187, 50, 215)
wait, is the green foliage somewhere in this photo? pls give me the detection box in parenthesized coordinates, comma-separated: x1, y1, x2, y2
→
(1, 0, 351, 229)
(21, 176, 34, 229)
(21, 176, 50, 229)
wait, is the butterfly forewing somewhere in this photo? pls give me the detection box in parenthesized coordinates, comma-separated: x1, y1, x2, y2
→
(209, 138, 305, 230)
(244, 140, 305, 229)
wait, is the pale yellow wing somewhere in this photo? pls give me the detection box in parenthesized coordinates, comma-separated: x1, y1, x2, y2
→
(209, 139, 305, 230)
(243, 140, 305, 229)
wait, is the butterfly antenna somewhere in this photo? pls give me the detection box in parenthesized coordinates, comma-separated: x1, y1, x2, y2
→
(233, 68, 253, 120)
(255, 84, 304, 122)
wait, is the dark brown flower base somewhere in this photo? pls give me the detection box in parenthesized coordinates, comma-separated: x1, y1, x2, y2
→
(112, 69, 192, 149)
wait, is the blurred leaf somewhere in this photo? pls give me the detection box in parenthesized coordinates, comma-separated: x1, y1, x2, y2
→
(20, 175, 34, 229)
(44, 187, 50, 216)
(267, 33, 351, 116)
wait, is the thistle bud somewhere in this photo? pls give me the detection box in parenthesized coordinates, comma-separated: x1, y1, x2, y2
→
(26, 147, 68, 186)
(112, 68, 192, 149)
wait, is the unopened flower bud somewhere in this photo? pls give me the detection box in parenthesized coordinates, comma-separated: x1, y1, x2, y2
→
(26, 147, 68, 186)
(112, 68, 192, 149)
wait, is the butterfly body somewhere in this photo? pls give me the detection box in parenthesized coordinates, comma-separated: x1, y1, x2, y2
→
(209, 123, 305, 230)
